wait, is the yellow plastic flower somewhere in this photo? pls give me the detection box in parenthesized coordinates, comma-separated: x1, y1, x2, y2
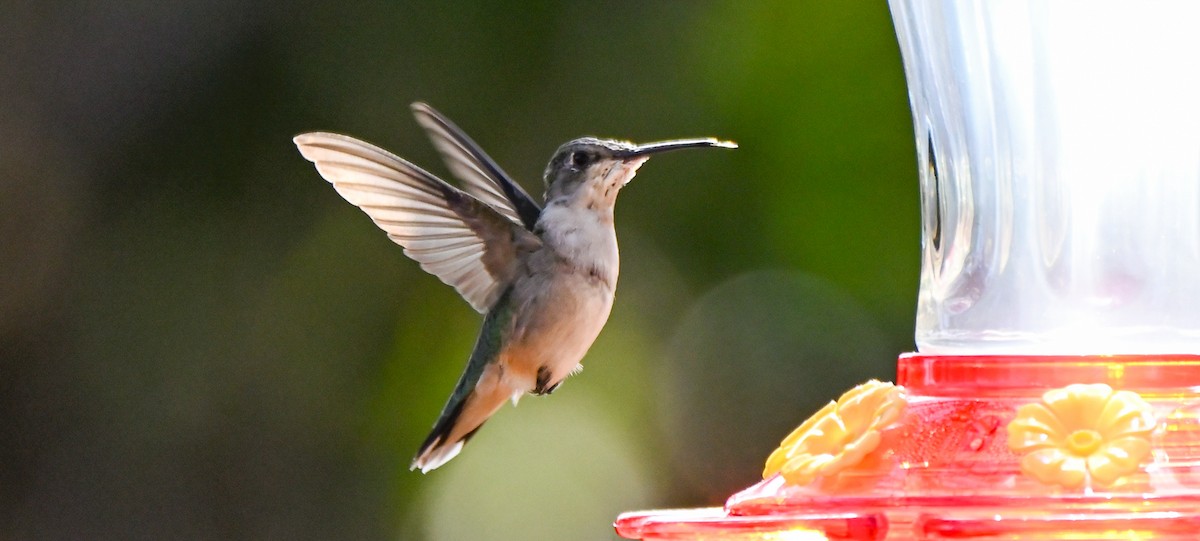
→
(1007, 383, 1156, 489)
(764, 380, 906, 485)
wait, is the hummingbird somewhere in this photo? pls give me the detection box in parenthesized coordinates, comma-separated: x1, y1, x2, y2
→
(293, 102, 735, 472)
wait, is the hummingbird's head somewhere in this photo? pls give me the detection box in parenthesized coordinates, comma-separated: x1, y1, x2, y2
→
(542, 137, 736, 208)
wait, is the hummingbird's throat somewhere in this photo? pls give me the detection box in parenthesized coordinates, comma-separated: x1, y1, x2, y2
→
(609, 158, 648, 187)
(588, 159, 645, 208)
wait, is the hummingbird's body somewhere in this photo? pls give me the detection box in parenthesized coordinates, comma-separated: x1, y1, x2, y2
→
(294, 103, 734, 472)
(419, 211, 618, 470)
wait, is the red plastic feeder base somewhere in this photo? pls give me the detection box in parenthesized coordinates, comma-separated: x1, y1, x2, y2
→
(615, 354, 1200, 540)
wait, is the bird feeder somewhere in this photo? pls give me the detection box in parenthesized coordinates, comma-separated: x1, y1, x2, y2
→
(615, 2, 1200, 539)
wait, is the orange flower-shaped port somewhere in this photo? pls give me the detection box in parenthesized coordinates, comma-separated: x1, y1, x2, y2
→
(1007, 383, 1157, 489)
(764, 380, 906, 486)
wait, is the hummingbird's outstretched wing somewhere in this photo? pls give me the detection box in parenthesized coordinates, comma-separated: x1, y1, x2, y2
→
(295, 132, 540, 313)
(410, 102, 542, 231)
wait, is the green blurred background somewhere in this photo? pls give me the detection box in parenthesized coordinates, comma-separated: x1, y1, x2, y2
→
(1, 1, 918, 539)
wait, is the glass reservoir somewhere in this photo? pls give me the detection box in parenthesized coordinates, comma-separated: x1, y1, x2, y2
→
(899, 0, 1200, 354)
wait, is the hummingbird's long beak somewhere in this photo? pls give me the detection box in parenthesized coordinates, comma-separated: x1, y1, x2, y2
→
(617, 138, 738, 159)
(604, 138, 736, 188)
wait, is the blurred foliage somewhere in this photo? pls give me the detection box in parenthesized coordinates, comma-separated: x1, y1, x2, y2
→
(0, 1, 917, 540)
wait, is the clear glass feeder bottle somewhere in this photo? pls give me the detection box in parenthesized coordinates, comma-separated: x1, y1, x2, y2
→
(904, 0, 1200, 355)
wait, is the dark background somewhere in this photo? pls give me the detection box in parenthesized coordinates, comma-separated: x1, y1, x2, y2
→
(1, 2, 918, 539)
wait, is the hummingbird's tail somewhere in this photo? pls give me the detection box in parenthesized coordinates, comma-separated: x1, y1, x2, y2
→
(411, 363, 517, 473)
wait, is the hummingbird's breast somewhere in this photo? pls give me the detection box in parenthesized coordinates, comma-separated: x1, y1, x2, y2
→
(501, 205, 621, 392)
(535, 202, 620, 285)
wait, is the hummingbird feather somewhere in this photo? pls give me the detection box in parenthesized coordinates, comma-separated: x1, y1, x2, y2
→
(410, 102, 542, 230)
(294, 132, 540, 312)
(411, 288, 516, 473)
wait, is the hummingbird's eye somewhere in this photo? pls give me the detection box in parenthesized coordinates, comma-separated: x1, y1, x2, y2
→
(569, 151, 591, 169)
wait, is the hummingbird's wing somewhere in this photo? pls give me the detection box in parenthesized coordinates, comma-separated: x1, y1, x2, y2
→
(410, 102, 542, 231)
(294, 132, 540, 313)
